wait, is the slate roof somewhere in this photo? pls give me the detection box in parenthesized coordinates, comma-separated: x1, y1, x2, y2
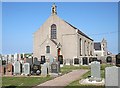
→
(64, 20, 93, 41)
(94, 42, 101, 50)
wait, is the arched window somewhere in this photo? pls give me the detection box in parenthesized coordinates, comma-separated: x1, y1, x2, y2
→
(51, 24, 57, 39)
(46, 46, 50, 53)
(88, 42, 90, 56)
(80, 38, 82, 56)
(84, 40, 86, 56)
(90, 43, 93, 56)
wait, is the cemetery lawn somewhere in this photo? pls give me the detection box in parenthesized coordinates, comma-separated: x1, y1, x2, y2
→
(65, 64, 113, 88)
(2, 76, 52, 88)
(2, 64, 113, 88)
(61, 65, 89, 74)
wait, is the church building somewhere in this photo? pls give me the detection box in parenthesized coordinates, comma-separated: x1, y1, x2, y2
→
(33, 4, 94, 65)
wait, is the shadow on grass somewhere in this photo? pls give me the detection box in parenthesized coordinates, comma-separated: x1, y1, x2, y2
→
(2, 85, 35, 88)
(2, 85, 17, 88)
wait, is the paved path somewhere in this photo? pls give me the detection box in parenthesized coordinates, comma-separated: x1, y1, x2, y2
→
(33, 69, 88, 88)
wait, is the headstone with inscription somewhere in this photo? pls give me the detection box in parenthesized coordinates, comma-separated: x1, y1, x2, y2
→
(116, 53, 120, 67)
(58, 55, 63, 64)
(6, 63, 13, 75)
(8, 54, 12, 63)
(74, 58, 79, 65)
(41, 63, 48, 76)
(41, 56, 46, 64)
(82, 57, 88, 65)
(32, 64, 40, 75)
(89, 61, 101, 82)
(105, 66, 120, 88)
(106, 56, 112, 63)
(14, 61, 22, 75)
(51, 61, 60, 73)
(31, 59, 40, 75)
(23, 63, 30, 75)
(14, 53, 18, 61)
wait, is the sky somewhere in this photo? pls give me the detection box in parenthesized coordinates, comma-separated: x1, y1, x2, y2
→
(2, 2, 118, 55)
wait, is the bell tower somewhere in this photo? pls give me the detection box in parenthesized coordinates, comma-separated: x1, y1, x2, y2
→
(101, 38, 107, 56)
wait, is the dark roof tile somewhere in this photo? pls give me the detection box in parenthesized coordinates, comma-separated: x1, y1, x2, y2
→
(94, 42, 101, 50)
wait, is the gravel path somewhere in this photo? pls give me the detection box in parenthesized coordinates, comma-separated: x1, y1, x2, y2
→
(33, 69, 88, 88)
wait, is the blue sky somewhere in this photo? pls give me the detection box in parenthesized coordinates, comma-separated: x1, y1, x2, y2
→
(2, 2, 118, 54)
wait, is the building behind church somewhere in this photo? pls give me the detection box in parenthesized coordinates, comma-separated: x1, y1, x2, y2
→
(94, 38, 108, 57)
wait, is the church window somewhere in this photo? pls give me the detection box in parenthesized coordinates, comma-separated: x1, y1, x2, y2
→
(84, 40, 86, 55)
(80, 38, 82, 56)
(51, 24, 57, 39)
(46, 46, 50, 53)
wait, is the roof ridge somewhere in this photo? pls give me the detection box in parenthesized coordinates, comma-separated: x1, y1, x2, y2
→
(63, 20, 93, 41)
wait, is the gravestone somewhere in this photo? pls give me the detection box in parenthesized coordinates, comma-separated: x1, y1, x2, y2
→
(11, 55, 14, 63)
(41, 56, 46, 64)
(89, 57, 93, 63)
(14, 61, 22, 75)
(97, 59, 102, 64)
(82, 57, 88, 65)
(49, 57, 54, 64)
(31, 59, 40, 75)
(0, 60, 6, 75)
(106, 56, 112, 63)
(74, 58, 79, 65)
(51, 62, 60, 73)
(18, 54, 21, 61)
(6, 63, 13, 75)
(32, 64, 40, 75)
(116, 53, 120, 67)
(58, 55, 63, 64)
(41, 63, 48, 76)
(105, 66, 120, 88)
(23, 63, 30, 75)
(56, 61, 60, 72)
(14, 53, 18, 61)
(65, 59, 70, 65)
(89, 57, 97, 63)
(51, 62, 57, 73)
(0, 66, 4, 75)
(22, 53, 25, 59)
(46, 54, 54, 64)
(8, 54, 12, 63)
(90, 61, 101, 82)
(26, 58, 33, 65)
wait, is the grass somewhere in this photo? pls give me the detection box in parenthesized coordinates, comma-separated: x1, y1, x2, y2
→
(65, 71, 105, 88)
(65, 64, 114, 88)
(2, 64, 114, 88)
(2, 76, 52, 88)
(60, 65, 90, 74)
(100, 64, 113, 70)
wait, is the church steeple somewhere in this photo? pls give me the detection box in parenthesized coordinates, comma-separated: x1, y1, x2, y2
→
(51, 3, 57, 15)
